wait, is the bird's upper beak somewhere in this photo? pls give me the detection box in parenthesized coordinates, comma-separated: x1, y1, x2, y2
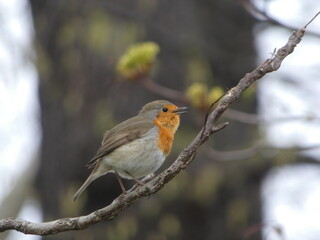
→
(173, 106, 188, 114)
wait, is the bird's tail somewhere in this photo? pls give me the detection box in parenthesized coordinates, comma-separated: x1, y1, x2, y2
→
(73, 163, 110, 201)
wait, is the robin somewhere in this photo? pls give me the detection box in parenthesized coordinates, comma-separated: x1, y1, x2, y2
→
(73, 100, 187, 201)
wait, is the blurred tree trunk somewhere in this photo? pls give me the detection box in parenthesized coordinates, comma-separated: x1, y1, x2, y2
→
(30, 0, 267, 239)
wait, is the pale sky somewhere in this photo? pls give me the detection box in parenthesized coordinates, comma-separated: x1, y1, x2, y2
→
(256, 0, 320, 239)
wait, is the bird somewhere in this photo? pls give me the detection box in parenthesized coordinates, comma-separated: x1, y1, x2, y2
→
(73, 100, 187, 201)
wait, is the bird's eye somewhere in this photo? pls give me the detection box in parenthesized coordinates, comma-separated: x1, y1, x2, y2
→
(162, 107, 168, 112)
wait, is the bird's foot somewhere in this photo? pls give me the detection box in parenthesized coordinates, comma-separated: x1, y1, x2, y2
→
(125, 171, 145, 185)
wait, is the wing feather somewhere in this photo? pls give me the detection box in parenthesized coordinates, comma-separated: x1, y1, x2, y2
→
(87, 118, 155, 168)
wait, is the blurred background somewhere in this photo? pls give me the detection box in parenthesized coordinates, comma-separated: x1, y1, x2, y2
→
(1, 0, 320, 240)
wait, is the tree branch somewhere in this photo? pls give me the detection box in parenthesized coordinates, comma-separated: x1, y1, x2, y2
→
(205, 141, 320, 162)
(141, 77, 189, 103)
(0, 14, 315, 236)
(224, 109, 320, 125)
(242, 0, 320, 38)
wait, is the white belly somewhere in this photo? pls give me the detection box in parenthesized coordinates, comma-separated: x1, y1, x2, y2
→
(101, 127, 166, 179)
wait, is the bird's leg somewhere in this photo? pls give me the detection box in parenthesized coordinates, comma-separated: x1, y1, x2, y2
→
(125, 171, 144, 185)
(114, 171, 127, 194)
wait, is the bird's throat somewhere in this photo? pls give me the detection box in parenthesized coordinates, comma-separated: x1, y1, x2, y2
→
(153, 116, 180, 155)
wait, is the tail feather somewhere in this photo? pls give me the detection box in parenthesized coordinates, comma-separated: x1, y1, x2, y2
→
(73, 163, 110, 201)
(72, 174, 97, 201)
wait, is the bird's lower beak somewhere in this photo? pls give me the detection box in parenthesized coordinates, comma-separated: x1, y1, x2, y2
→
(173, 106, 188, 114)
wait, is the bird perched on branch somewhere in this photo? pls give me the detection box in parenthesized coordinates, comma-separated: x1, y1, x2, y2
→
(73, 100, 187, 201)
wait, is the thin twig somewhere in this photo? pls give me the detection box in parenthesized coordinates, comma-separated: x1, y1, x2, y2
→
(142, 78, 188, 103)
(204, 141, 264, 161)
(201, 93, 226, 138)
(242, 0, 320, 38)
(224, 109, 320, 125)
(205, 142, 320, 162)
(305, 11, 320, 28)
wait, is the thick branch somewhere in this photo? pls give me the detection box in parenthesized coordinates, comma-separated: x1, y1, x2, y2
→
(0, 20, 310, 236)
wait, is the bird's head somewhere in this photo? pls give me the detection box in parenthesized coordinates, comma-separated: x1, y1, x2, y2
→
(139, 100, 187, 131)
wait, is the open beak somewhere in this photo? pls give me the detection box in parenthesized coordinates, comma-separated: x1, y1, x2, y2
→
(173, 106, 188, 114)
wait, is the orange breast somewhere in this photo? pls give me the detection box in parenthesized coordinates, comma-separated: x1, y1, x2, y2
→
(156, 126, 174, 155)
(153, 112, 180, 156)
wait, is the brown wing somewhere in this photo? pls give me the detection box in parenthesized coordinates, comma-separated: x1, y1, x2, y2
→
(87, 118, 155, 168)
